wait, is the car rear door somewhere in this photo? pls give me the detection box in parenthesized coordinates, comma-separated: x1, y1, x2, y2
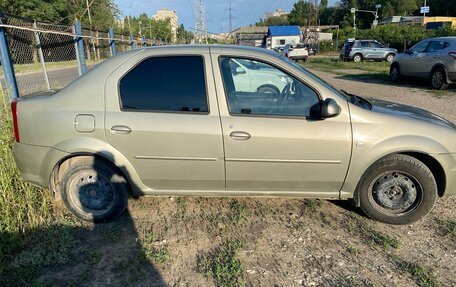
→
(211, 49, 352, 197)
(104, 47, 225, 191)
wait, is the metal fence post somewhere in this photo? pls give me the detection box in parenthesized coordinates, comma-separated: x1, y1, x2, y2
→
(129, 33, 135, 50)
(33, 21, 51, 90)
(73, 20, 87, 75)
(0, 12, 19, 100)
(108, 28, 116, 56)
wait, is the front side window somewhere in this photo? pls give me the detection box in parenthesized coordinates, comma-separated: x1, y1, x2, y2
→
(119, 56, 208, 112)
(219, 57, 319, 117)
(411, 41, 429, 54)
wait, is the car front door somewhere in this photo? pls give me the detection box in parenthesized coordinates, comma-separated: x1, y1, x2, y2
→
(369, 41, 384, 59)
(212, 53, 352, 197)
(402, 41, 430, 77)
(104, 49, 225, 191)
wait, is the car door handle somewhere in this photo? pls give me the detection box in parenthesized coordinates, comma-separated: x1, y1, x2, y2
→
(229, 131, 251, 141)
(110, 125, 131, 134)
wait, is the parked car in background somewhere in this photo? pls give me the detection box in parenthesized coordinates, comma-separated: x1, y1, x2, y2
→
(282, 43, 309, 62)
(340, 40, 397, 63)
(390, 37, 456, 90)
(12, 45, 456, 225)
(273, 45, 285, 54)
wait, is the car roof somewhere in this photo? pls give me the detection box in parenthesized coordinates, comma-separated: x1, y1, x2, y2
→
(426, 36, 456, 41)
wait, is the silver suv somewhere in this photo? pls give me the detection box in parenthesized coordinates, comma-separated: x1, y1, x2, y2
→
(340, 40, 397, 63)
(390, 37, 456, 90)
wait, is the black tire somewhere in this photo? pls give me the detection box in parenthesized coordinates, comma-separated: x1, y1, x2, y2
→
(358, 154, 437, 225)
(431, 67, 449, 90)
(390, 63, 401, 82)
(353, 54, 363, 62)
(60, 158, 129, 223)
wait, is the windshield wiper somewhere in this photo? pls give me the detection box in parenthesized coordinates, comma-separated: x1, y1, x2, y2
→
(340, 90, 372, 110)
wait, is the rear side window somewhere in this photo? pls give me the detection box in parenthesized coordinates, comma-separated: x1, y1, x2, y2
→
(426, 41, 450, 52)
(360, 41, 369, 48)
(119, 56, 208, 113)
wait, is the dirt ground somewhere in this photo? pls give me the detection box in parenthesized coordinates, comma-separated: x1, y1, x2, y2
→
(31, 68, 456, 287)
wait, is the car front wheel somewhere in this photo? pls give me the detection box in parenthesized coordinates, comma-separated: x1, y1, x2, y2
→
(60, 158, 129, 223)
(358, 154, 437, 225)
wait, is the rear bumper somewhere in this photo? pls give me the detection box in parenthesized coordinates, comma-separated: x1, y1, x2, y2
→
(448, 71, 456, 83)
(13, 142, 69, 188)
(289, 55, 308, 60)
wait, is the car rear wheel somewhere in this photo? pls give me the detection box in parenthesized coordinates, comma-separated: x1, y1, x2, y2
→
(60, 158, 129, 223)
(390, 64, 401, 82)
(353, 54, 362, 62)
(358, 154, 437, 225)
(386, 53, 395, 63)
(431, 67, 449, 90)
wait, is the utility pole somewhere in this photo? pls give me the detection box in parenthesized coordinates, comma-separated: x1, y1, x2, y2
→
(229, 1, 233, 35)
(194, 0, 207, 43)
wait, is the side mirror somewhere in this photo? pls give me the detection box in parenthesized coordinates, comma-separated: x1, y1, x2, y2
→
(321, 98, 341, 119)
(235, 67, 246, 75)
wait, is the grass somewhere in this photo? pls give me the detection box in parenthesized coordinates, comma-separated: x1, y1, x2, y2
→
(439, 219, 456, 238)
(390, 255, 440, 287)
(197, 238, 245, 287)
(0, 92, 82, 286)
(305, 57, 390, 73)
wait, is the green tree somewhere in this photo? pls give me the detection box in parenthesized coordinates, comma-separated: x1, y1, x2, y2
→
(288, 0, 312, 26)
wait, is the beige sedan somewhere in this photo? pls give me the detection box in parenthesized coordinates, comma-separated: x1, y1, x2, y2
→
(12, 45, 456, 224)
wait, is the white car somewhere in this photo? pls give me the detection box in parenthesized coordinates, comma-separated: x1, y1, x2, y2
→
(282, 43, 309, 62)
(229, 58, 289, 96)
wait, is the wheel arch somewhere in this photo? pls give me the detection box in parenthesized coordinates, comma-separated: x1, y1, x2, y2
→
(49, 138, 145, 200)
(430, 63, 449, 82)
(351, 151, 446, 207)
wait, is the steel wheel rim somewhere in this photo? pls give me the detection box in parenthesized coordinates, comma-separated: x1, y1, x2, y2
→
(432, 71, 443, 88)
(68, 170, 117, 217)
(367, 171, 423, 216)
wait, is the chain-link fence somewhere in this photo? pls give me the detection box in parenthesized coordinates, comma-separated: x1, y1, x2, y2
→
(0, 13, 151, 98)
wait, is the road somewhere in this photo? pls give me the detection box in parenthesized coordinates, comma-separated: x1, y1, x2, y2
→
(1, 65, 94, 96)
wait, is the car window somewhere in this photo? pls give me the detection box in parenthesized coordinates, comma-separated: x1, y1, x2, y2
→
(369, 42, 382, 48)
(360, 41, 369, 48)
(219, 57, 320, 117)
(410, 41, 429, 54)
(426, 41, 449, 52)
(119, 56, 208, 112)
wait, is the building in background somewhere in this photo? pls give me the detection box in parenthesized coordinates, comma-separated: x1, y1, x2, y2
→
(266, 26, 301, 49)
(153, 8, 178, 43)
(265, 9, 289, 19)
(379, 16, 456, 29)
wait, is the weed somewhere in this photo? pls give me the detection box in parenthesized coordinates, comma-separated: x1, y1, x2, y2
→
(345, 244, 358, 255)
(390, 255, 440, 287)
(228, 199, 246, 225)
(440, 219, 456, 238)
(197, 238, 245, 287)
(300, 199, 322, 216)
(87, 250, 103, 265)
(144, 245, 169, 264)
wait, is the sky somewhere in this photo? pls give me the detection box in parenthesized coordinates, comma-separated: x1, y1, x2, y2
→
(115, 0, 338, 34)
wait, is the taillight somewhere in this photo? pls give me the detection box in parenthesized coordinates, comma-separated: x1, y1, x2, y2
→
(449, 51, 456, 59)
(11, 101, 19, 142)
